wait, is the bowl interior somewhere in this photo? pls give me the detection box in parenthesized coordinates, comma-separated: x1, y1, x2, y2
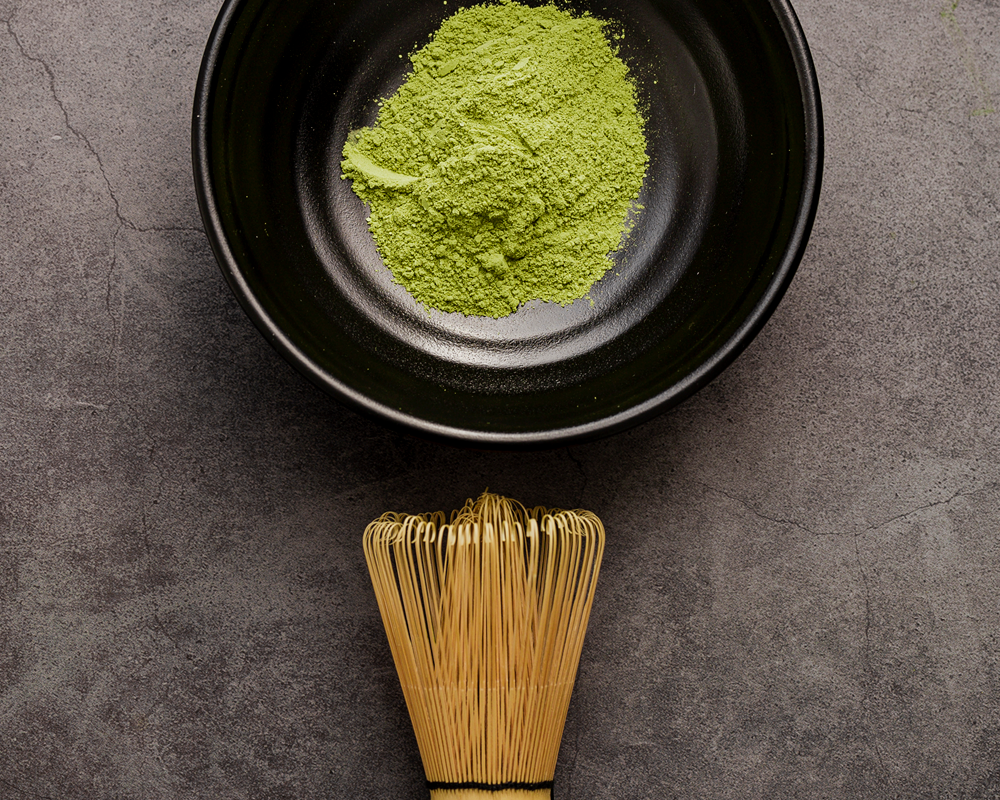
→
(194, 0, 821, 447)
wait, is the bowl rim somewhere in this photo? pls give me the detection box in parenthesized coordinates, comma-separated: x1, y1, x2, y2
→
(192, 0, 823, 450)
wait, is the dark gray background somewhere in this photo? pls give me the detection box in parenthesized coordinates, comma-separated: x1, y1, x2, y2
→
(2, 0, 999, 798)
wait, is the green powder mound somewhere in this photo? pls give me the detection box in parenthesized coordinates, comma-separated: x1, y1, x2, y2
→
(341, 0, 649, 318)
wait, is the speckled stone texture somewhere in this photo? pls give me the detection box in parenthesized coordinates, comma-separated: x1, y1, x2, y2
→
(1, 0, 998, 798)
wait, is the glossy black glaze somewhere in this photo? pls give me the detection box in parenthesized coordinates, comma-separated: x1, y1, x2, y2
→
(192, 0, 823, 449)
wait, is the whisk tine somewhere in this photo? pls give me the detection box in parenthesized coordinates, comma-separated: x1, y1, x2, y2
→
(363, 492, 604, 800)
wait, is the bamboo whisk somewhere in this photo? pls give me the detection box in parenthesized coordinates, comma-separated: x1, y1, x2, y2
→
(363, 492, 605, 800)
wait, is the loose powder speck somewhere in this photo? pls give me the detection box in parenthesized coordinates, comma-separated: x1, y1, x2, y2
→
(341, 0, 649, 318)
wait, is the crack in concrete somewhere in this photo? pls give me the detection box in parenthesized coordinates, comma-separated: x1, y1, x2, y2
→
(104, 224, 125, 380)
(848, 485, 993, 789)
(853, 532, 873, 656)
(693, 481, 821, 536)
(698, 479, 991, 787)
(865, 487, 984, 533)
(852, 528, 890, 783)
(5, 15, 205, 383)
(699, 482, 989, 541)
(119, 400, 169, 588)
(812, 45, 882, 107)
(5, 16, 204, 237)
(5, 16, 133, 232)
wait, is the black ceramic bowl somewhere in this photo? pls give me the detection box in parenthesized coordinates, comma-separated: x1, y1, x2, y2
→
(193, 0, 822, 449)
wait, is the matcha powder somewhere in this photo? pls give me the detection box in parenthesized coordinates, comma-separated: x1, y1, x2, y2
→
(341, 0, 649, 318)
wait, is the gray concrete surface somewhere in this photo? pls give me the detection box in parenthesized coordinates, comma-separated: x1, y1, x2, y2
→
(1, 0, 999, 798)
